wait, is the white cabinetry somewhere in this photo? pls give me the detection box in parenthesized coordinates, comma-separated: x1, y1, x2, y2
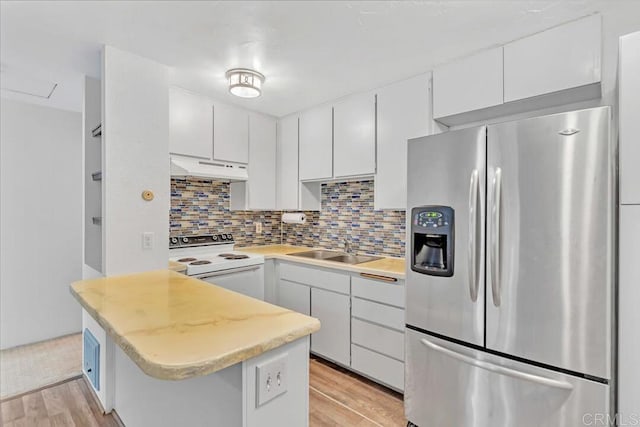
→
(277, 263, 351, 367)
(311, 287, 351, 366)
(275, 262, 406, 389)
(433, 47, 503, 122)
(333, 92, 376, 178)
(619, 31, 640, 205)
(230, 113, 276, 210)
(277, 279, 310, 316)
(503, 15, 601, 102)
(169, 86, 213, 159)
(350, 274, 405, 391)
(213, 102, 249, 164)
(432, 16, 602, 126)
(376, 74, 431, 210)
(277, 114, 299, 210)
(299, 105, 333, 181)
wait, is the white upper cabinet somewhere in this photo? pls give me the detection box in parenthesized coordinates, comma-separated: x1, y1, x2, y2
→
(277, 114, 300, 210)
(230, 113, 277, 210)
(376, 74, 431, 210)
(213, 102, 249, 164)
(504, 15, 601, 102)
(433, 47, 504, 121)
(248, 112, 277, 209)
(169, 86, 213, 159)
(299, 104, 333, 181)
(333, 92, 376, 178)
(619, 31, 640, 205)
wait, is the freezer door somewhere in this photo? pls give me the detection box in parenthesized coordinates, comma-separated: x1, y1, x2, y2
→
(405, 329, 610, 427)
(406, 127, 486, 346)
(486, 107, 612, 379)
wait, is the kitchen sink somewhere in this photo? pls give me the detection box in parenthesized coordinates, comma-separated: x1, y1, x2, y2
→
(325, 254, 382, 264)
(287, 250, 343, 260)
(287, 250, 382, 265)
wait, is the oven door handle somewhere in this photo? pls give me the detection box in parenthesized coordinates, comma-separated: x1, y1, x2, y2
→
(194, 265, 261, 280)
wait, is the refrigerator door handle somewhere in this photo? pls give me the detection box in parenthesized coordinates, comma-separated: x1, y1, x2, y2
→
(419, 338, 574, 391)
(491, 168, 502, 307)
(468, 169, 480, 302)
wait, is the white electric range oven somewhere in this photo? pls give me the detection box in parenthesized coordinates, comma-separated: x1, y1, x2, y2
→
(169, 234, 265, 300)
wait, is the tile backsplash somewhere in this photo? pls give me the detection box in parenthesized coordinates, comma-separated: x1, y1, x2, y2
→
(170, 178, 406, 258)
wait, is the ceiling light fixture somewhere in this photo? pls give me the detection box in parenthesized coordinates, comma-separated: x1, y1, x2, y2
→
(225, 68, 265, 98)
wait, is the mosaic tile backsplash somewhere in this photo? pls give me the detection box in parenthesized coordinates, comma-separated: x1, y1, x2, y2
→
(170, 178, 406, 258)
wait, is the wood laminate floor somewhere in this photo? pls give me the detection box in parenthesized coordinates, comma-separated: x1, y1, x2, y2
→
(1, 357, 406, 427)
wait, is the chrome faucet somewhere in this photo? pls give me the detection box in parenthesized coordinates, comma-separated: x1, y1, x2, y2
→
(344, 238, 353, 254)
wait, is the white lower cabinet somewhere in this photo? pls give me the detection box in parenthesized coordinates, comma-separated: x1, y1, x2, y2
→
(310, 287, 351, 366)
(277, 279, 310, 316)
(275, 262, 406, 392)
(351, 345, 404, 392)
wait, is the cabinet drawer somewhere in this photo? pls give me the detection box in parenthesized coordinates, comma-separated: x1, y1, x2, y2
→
(352, 344, 404, 391)
(351, 276, 404, 307)
(352, 318, 404, 361)
(279, 263, 350, 294)
(352, 297, 404, 331)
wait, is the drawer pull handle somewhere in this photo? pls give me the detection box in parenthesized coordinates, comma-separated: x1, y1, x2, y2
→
(360, 273, 398, 283)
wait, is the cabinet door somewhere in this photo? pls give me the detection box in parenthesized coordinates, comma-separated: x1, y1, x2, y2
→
(333, 92, 376, 178)
(619, 31, 640, 204)
(277, 279, 310, 316)
(247, 113, 276, 209)
(311, 288, 350, 366)
(299, 105, 332, 180)
(433, 47, 503, 120)
(375, 74, 430, 210)
(213, 102, 249, 164)
(504, 15, 601, 102)
(619, 206, 640, 418)
(169, 87, 213, 159)
(277, 114, 299, 209)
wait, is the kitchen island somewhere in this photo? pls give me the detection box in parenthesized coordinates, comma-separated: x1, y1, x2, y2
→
(70, 270, 320, 427)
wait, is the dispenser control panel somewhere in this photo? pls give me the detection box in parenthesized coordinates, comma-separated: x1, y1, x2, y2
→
(411, 206, 455, 277)
(415, 211, 450, 229)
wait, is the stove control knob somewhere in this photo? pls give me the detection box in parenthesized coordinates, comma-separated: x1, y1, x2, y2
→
(221, 234, 227, 240)
(170, 237, 178, 245)
(182, 237, 189, 244)
(212, 235, 218, 241)
(227, 234, 233, 241)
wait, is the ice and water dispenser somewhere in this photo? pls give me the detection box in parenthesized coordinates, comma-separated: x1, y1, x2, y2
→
(411, 206, 454, 277)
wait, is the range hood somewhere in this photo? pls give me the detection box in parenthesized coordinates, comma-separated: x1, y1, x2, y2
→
(170, 157, 248, 181)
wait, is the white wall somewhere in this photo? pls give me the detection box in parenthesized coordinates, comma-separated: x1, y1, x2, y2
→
(102, 46, 169, 275)
(0, 98, 82, 349)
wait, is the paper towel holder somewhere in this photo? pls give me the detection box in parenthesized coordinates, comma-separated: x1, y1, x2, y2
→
(282, 212, 306, 224)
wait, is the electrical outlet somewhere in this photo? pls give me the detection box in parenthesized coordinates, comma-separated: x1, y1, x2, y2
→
(256, 353, 288, 407)
(142, 232, 154, 249)
(255, 222, 263, 234)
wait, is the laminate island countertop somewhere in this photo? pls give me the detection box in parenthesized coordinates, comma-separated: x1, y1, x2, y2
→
(70, 269, 320, 380)
(237, 245, 406, 279)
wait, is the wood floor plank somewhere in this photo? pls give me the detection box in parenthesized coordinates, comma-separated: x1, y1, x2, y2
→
(1, 398, 25, 423)
(310, 387, 377, 427)
(41, 385, 67, 417)
(49, 411, 75, 427)
(310, 357, 406, 426)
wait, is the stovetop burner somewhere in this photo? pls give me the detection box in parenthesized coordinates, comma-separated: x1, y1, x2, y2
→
(177, 257, 197, 263)
(218, 254, 249, 260)
(190, 260, 212, 265)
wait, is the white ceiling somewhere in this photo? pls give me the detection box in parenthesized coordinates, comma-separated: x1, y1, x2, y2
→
(1, 1, 637, 116)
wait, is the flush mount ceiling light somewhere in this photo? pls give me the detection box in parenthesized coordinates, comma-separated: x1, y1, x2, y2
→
(225, 68, 265, 98)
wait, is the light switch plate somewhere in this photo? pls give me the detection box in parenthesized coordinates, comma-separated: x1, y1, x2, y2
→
(142, 232, 154, 249)
(256, 353, 288, 407)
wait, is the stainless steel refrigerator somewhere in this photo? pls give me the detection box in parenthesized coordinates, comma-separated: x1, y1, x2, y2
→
(405, 106, 615, 427)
